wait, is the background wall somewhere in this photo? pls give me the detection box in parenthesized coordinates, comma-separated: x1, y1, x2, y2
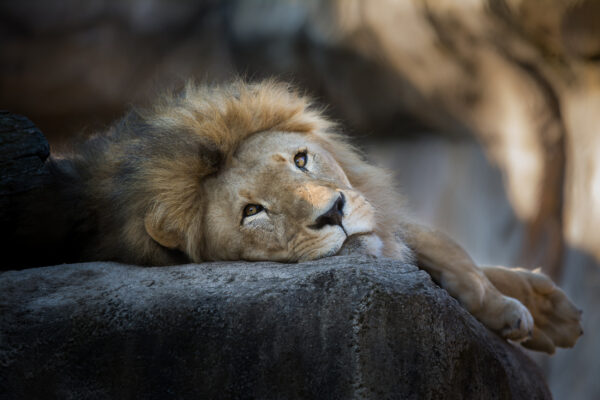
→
(1, 1, 599, 398)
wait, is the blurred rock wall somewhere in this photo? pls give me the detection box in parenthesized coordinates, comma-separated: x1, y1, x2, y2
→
(1, 1, 599, 399)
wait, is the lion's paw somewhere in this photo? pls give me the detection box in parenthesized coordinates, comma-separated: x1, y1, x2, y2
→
(498, 297, 534, 341)
(474, 294, 534, 342)
(518, 269, 583, 354)
(483, 266, 583, 354)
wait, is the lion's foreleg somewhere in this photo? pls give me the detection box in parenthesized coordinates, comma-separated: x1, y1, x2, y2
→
(402, 223, 534, 342)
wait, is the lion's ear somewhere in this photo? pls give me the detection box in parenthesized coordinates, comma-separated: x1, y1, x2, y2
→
(144, 211, 182, 250)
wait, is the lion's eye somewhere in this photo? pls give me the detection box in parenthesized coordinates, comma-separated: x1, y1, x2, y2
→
(243, 204, 264, 218)
(294, 152, 307, 169)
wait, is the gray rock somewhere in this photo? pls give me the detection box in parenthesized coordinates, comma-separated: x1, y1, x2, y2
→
(0, 256, 550, 399)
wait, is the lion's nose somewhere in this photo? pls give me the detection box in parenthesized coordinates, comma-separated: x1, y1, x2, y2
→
(310, 193, 345, 229)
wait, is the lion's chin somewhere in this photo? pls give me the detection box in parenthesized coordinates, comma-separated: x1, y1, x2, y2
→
(298, 229, 381, 262)
(336, 232, 383, 257)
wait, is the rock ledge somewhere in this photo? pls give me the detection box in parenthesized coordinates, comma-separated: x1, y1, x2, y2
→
(0, 256, 550, 399)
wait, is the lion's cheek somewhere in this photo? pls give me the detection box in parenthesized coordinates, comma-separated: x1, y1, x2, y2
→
(234, 226, 290, 262)
(201, 233, 243, 261)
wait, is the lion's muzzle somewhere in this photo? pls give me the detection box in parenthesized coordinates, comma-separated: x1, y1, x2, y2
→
(309, 192, 346, 231)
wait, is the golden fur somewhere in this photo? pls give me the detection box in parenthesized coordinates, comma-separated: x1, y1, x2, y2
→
(47, 79, 581, 353)
(56, 80, 407, 265)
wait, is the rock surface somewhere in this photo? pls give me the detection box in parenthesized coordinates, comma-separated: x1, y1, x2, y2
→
(0, 256, 550, 399)
(0, 110, 50, 220)
(0, 111, 90, 269)
(0, 111, 56, 269)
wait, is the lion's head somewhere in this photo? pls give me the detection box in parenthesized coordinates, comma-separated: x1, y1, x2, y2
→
(200, 130, 381, 262)
(71, 80, 411, 265)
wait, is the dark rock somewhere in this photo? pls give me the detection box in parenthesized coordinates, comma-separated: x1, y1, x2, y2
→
(0, 256, 551, 399)
(0, 112, 64, 269)
(0, 110, 50, 206)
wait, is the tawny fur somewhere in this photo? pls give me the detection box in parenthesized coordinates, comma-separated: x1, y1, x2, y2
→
(51, 80, 406, 265)
(29, 79, 581, 354)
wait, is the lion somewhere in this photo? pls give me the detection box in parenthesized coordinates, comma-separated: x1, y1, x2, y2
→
(40, 79, 581, 354)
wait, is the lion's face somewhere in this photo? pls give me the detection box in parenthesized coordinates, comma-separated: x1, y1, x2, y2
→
(200, 131, 380, 262)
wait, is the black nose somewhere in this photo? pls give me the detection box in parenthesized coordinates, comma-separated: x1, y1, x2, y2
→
(311, 193, 345, 229)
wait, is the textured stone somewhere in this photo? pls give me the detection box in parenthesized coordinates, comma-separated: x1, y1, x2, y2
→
(0, 112, 69, 269)
(0, 110, 50, 204)
(0, 256, 550, 399)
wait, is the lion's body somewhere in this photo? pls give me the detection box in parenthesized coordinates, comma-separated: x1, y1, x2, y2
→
(33, 80, 581, 353)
